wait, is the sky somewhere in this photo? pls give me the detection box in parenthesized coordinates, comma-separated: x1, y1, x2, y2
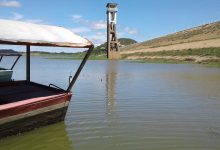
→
(0, 0, 220, 52)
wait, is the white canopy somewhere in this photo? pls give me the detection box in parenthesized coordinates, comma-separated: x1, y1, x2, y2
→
(0, 19, 93, 48)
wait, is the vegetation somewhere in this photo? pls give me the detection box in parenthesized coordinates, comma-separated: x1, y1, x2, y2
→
(46, 38, 137, 60)
(122, 47, 220, 58)
(119, 21, 220, 67)
(121, 21, 220, 52)
(130, 58, 220, 67)
(123, 47, 220, 67)
(47, 54, 106, 60)
(92, 38, 137, 55)
(118, 38, 137, 46)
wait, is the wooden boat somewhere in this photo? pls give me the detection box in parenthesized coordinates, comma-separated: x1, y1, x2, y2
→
(0, 68, 12, 82)
(0, 50, 21, 82)
(0, 19, 94, 139)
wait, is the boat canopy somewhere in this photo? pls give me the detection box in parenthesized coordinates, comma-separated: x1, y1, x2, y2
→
(0, 19, 93, 48)
(0, 19, 94, 92)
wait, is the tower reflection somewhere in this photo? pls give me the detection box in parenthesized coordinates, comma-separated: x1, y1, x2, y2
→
(105, 61, 119, 124)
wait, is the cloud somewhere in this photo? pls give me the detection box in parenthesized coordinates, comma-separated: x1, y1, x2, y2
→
(72, 14, 106, 30)
(70, 14, 139, 45)
(11, 12, 23, 20)
(70, 27, 91, 33)
(90, 20, 106, 30)
(0, 0, 21, 7)
(86, 32, 106, 46)
(124, 27, 138, 34)
(72, 14, 89, 24)
(96, 32, 105, 36)
(72, 14, 82, 20)
(10, 12, 46, 24)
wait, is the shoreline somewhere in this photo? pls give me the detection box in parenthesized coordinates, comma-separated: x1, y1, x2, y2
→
(45, 56, 220, 67)
(32, 47, 220, 67)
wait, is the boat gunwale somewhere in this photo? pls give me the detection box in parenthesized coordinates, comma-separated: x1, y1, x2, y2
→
(0, 81, 72, 111)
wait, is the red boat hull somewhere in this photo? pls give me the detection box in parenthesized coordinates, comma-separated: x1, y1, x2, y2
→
(0, 81, 72, 139)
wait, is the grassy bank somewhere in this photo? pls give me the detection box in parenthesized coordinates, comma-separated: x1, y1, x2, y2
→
(130, 58, 220, 66)
(42, 47, 220, 67)
(122, 47, 220, 58)
(47, 54, 107, 60)
(122, 47, 220, 67)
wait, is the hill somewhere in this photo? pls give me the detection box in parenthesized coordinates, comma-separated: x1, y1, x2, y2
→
(121, 21, 220, 66)
(0, 49, 21, 54)
(93, 38, 137, 55)
(45, 38, 137, 60)
(121, 21, 220, 53)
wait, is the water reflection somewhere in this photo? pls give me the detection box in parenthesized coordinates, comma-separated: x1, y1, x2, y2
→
(0, 122, 73, 150)
(105, 61, 118, 115)
(105, 61, 119, 128)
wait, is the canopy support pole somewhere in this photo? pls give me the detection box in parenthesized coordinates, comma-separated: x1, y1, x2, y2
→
(11, 55, 21, 70)
(26, 45, 30, 82)
(66, 46, 94, 92)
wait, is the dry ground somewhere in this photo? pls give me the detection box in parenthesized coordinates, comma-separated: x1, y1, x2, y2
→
(121, 38, 220, 55)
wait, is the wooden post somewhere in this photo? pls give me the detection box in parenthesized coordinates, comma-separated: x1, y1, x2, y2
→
(26, 45, 30, 82)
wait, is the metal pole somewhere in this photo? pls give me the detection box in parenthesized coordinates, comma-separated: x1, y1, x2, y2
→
(11, 55, 21, 70)
(0, 56, 3, 62)
(26, 45, 30, 82)
(66, 46, 94, 92)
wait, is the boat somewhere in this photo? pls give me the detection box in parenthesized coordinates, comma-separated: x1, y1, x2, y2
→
(0, 50, 21, 82)
(0, 19, 94, 139)
(0, 68, 12, 82)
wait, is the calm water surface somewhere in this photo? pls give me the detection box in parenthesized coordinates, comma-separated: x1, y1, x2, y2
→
(0, 56, 220, 150)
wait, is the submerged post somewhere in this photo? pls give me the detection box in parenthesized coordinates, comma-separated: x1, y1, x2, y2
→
(26, 45, 30, 82)
(106, 3, 120, 59)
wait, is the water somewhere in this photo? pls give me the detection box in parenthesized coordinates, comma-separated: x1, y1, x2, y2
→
(0, 56, 220, 150)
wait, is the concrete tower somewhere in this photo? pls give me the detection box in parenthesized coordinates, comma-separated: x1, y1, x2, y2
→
(106, 3, 120, 59)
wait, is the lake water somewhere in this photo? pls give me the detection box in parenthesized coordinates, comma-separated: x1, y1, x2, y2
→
(0, 56, 220, 150)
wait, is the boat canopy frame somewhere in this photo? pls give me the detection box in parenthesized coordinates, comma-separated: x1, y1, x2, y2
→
(0, 19, 94, 92)
(0, 50, 22, 70)
(24, 45, 94, 92)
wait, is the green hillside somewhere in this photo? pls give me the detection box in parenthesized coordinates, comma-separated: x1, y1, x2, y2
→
(92, 38, 137, 55)
(45, 38, 137, 60)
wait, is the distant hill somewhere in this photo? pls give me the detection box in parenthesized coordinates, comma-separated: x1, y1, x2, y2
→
(0, 49, 19, 54)
(37, 38, 137, 60)
(93, 38, 137, 55)
(0, 49, 22, 57)
(118, 38, 137, 47)
(121, 21, 220, 53)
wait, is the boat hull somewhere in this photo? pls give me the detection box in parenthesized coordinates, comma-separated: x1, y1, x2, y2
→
(0, 81, 72, 139)
(0, 69, 13, 82)
(0, 106, 68, 138)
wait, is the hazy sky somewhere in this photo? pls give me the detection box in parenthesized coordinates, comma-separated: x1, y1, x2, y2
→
(0, 0, 220, 52)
